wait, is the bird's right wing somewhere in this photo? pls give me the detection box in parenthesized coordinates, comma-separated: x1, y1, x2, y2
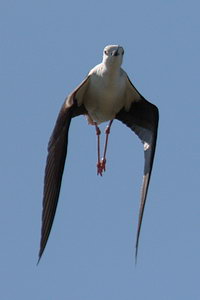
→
(38, 76, 90, 262)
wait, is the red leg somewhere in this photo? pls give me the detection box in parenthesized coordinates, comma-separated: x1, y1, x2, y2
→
(100, 120, 113, 173)
(95, 123, 103, 176)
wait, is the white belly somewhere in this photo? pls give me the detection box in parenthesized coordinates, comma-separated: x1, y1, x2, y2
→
(83, 71, 126, 124)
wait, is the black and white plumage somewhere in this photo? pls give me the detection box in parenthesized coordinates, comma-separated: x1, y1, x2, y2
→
(38, 45, 159, 262)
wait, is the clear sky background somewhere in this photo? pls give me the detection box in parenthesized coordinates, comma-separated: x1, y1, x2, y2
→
(1, 0, 200, 299)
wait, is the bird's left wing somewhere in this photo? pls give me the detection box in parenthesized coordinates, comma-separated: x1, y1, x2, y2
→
(116, 77, 159, 260)
(38, 76, 90, 262)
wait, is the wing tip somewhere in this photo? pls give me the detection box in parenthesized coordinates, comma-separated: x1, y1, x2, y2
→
(37, 246, 44, 265)
(135, 245, 139, 266)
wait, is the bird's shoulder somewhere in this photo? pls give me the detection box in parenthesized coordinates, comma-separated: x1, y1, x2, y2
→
(88, 63, 105, 77)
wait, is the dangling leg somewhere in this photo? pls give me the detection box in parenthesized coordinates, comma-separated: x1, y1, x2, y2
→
(100, 120, 113, 173)
(95, 123, 103, 176)
(86, 115, 103, 176)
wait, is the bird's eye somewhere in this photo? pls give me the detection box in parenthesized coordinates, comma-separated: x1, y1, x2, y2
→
(104, 50, 108, 55)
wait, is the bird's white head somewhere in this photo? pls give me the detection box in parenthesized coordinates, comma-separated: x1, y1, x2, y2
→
(102, 45, 124, 68)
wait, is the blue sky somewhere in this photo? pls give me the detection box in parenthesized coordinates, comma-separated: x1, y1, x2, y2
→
(1, 0, 200, 299)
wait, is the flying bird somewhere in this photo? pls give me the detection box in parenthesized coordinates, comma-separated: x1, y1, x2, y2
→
(38, 45, 159, 263)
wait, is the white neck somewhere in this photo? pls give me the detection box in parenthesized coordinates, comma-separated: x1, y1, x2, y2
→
(102, 61, 122, 77)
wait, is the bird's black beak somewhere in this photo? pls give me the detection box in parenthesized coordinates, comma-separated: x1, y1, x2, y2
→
(112, 48, 119, 56)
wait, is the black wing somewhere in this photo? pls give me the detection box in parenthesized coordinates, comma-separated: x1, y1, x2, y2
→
(38, 77, 89, 262)
(116, 79, 159, 261)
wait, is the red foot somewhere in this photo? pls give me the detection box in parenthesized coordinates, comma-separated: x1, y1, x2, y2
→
(100, 158, 106, 172)
(97, 162, 103, 176)
(97, 158, 106, 176)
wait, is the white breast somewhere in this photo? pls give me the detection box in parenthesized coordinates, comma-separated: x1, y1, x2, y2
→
(83, 65, 127, 124)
